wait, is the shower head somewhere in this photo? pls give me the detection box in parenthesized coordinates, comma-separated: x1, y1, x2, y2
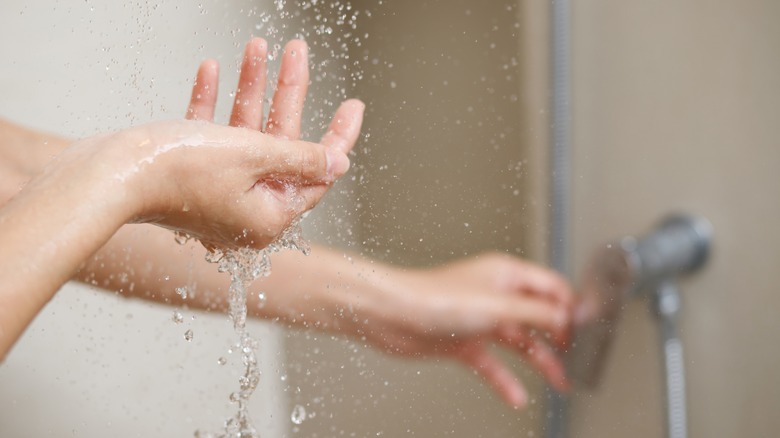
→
(621, 215, 712, 294)
(565, 214, 712, 388)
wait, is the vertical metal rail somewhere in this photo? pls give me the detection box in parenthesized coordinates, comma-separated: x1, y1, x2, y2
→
(654, 281, 689, 438)
(546, 0, 572, 437)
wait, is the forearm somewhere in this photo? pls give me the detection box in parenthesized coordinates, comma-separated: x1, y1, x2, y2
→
(84, 224, 406, 336)
(0, 118, 69, 169)
(0, 118, 228, 310)
(1, 117, 386, 337)
(0, 158, 130, 359)
(0, 118, 70, 204)
(256, 245, 407, 333)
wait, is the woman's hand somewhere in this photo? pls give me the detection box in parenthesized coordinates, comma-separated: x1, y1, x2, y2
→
(174, 37, 364, 249)
(57, 119, 351, 250)
(256, 249, 573, 410)
(0, 37, 364, 251)
(186, 37, 364, 199)
(0, 38, 364, 359)
(352, 253, 573, 408)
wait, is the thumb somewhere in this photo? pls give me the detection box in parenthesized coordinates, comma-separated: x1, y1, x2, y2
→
(254, 137, 351, 183)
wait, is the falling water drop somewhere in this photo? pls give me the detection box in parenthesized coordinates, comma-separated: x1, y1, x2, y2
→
(174, 230, 191, 245)
(175, 286, 189, 299)
(291, 404, 306, 425)
(257, 291, 267, 309)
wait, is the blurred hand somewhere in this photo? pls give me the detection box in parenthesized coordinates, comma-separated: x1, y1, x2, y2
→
(357, 252, 573, 408)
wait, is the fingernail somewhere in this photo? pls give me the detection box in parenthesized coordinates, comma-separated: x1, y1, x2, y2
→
(511, 390, 528, 410)
(326, 149, 350, 178)
(254, 37, 267, 51)
(281, 42, 308, 83)
(559, 378, 572, 393)
(554, 309, 568, 328)
(351, 99, 366, 111)
(205, 59, 219, 74)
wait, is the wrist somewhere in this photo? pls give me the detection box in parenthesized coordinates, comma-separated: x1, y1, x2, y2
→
(35, 133, 142, 228)
(0, 133, 139, 359)
(58, 123, 195, 225)
(332, 260, 414, 337)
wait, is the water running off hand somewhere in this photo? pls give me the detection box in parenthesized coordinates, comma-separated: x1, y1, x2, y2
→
(195, 219, 309, 438)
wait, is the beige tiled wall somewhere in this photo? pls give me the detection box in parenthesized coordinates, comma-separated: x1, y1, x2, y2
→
(284, 1, 550, 436)
(297, 1, 780, 437)
(568, 1, 780, 437)
(4, 0, 776, 436)
(0, 1, 327, 436)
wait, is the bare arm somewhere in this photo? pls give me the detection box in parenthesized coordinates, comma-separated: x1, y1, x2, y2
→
(0, 37, 571, 408)
(0, 117, 354, 360)
(0, 119, 69, 203)
(83, 224, 571, 408)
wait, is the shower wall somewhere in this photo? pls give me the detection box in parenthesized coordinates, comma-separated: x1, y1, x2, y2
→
(5, 0, 775, 437)
(0, 1, 344, 436)
(567, 1, 780, 437)
(283, 1, 551, 436)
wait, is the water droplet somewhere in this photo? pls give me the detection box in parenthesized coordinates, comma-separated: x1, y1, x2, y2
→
(218, 357, 227, 366)
(175, 286, 189, 299)
(184, 329, 194, 342)
(291, 404, 306, 425)
(257, 291, 267, 309)
(205, 248, 224, 264)
(172, 310, 184, 324)
(174, 231, 191, 245)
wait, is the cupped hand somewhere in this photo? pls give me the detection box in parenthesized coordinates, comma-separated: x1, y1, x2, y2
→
(49, 119, 348, 250)
(185, 37, 364, 207)
(362, 252, 573, 408)
(49, 36, 364, 251)
(130, 37, 361, 250)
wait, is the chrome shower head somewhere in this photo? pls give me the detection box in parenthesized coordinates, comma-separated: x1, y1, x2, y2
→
(566, 214, 712, 388)
(622, 215, 712, 294)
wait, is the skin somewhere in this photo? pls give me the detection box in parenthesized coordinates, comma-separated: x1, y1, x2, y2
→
(0, 38, 572, 409)
(0, 42, 362, 360)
